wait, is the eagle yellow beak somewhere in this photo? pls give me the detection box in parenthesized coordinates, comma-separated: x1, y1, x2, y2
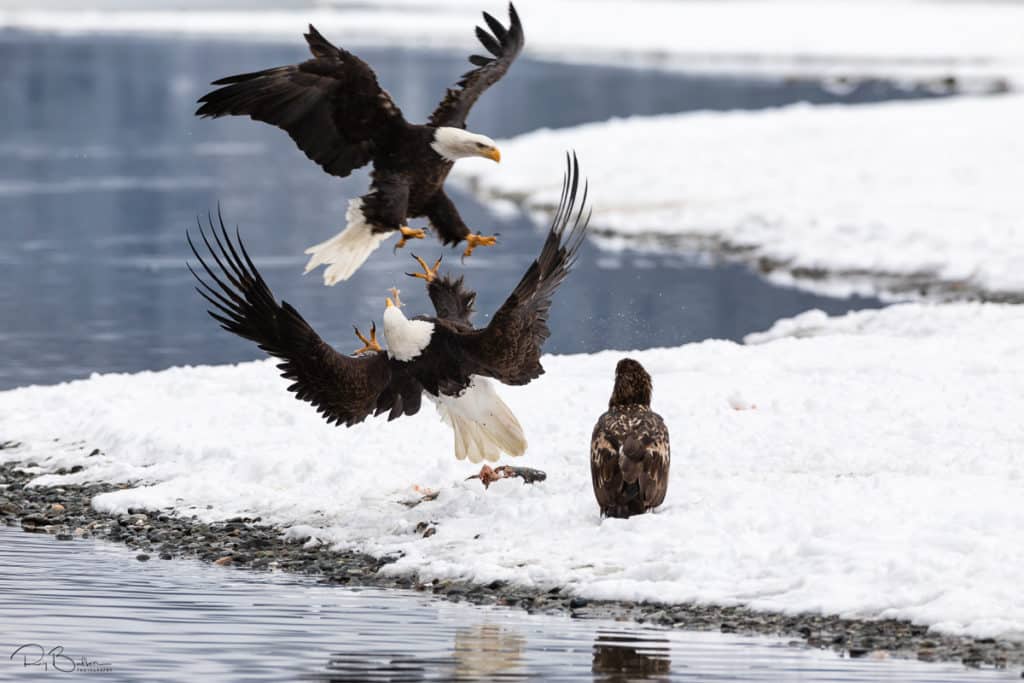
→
(385, 297, 394, 309)
(484, 147, 501, 163)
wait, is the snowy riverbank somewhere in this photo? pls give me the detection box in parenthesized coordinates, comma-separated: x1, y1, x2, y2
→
(2, 302, 1023, 640)
(454, 94, 1024, 300)
(2, 1, 1023, 87)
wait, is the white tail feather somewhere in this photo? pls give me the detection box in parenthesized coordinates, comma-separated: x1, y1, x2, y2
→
(433, 378, 527, 463)
(303, 199, 390, 285)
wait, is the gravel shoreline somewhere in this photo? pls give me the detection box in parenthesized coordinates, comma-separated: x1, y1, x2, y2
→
(1, 460, 1020, 674)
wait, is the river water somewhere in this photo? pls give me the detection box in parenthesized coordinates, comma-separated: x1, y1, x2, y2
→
(0, 527, 1013, 682)
(2, 31, 996, 682)
(0, 33, 938, 389)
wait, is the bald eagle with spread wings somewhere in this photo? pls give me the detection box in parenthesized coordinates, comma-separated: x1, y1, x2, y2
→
(188, 156, 588, 472)
(590, 359, 670, 518)
(195, 4, 524, 284)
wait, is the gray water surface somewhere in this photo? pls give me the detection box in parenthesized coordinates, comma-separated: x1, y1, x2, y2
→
(0, 527, 1013, 682)
(0, 35, 934, 389)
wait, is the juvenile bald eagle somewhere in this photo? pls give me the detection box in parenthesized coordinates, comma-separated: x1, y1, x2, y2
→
(195, 4, 524, 284)
(188, 155, 588, 469)
(591, 359, 670, 518)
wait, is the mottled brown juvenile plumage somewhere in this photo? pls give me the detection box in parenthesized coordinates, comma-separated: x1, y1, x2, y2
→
(195, 5, 524, 254)
(590, 359, 670, 518)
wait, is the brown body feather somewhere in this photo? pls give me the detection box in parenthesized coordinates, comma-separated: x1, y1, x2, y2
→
(196, 6, 523, 246)
(187, 154, 587, 434)
(591, 359, 670, 518)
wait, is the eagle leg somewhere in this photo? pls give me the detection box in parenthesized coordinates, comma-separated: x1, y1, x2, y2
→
(393, 226, 427, 252)
(352, 321, 382, 355)
(406, 253, 442, 283)
(461, 233, 498, 261)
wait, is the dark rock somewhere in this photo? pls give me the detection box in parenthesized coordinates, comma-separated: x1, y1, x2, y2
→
(3, 460, 1024, 672)
(136, 553, 150, 562)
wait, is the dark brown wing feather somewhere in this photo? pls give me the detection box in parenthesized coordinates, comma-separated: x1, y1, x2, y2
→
(461, 153, 589, 385)
(590, 423, 624, 516)
(590, 408, 670, 518)
(427, 3, 524, 129)
(426, 272, 477, 328)
(187, 209, 414, 427)
(638, 415, 671, 510)
(195, 25, 407, 178)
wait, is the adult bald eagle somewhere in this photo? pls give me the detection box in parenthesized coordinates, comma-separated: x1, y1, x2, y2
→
(195, 4, 524, 285)
(188, 155, 588, 470)
(590, 359, 670, 518)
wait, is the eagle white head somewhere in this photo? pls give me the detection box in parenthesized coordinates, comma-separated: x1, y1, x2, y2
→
(431, 127, 501, 163)
(382, 288, 435, 362)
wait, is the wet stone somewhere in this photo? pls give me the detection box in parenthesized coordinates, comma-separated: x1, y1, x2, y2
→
(136, 553, 150, 562)
(2, 462, 1024, 672)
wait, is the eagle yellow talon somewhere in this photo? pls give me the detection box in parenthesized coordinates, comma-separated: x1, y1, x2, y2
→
(352, 321, 382, 355)
(462, 233, 497, 259)
(407, 254, 442, 283)
(394, 226, 426, 251)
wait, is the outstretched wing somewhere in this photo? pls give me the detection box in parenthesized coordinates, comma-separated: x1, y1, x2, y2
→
(427, 3, 524, 129)
(460, 153, 589, 385)
(187, 210, 414, 427)
(196, 25, 407, 178)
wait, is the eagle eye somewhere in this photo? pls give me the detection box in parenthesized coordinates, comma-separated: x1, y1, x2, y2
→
(475, 142, 486, 148)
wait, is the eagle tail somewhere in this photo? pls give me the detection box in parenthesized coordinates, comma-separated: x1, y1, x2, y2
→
(304, 199, 389, 285)
(618, 436, 646, 485)
(434, 378, 526, 464)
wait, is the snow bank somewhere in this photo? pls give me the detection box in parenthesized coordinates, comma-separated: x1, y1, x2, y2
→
(3, 302, 1024, 639)
(454, 94, 1024, 299)
(2, 1, 1023, 86)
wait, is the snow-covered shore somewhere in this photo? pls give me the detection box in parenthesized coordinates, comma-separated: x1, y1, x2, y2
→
(2, 302, 1023, 639)
(2, 1, 1024, 87)
(453, 94, 1024, 299)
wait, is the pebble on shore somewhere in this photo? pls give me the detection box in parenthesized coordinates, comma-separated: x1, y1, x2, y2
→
(0, 460, 1020, 673)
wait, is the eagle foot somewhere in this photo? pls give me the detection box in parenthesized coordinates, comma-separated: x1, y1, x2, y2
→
(461, 233, 498, 261)
(467, 464, 547, 490)
(393, 226, 426, 252)
(406, 254, 442, 283)
(352, 321, 382, 355)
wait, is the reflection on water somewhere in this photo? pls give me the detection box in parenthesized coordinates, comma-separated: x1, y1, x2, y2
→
(454, 624, 526, 679)
(0, 527, 1014, 682)
(0, 34, 929, 389)
(593, 632, 671, 682)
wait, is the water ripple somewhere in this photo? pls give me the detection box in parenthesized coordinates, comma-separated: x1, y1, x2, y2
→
(0, 527, 1013, 682)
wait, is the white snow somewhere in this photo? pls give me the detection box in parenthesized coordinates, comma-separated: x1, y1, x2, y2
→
(3, 302, 1024, 639)
(454, 94, 1024, 298)
(2, 1, 1024, 87)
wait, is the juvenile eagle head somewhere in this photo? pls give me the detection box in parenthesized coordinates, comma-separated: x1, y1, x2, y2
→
(431, 127, 501, 163)
(609, 358, 653, 409)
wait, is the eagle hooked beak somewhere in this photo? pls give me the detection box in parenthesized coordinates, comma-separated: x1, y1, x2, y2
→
(484, 146, 501, 163)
